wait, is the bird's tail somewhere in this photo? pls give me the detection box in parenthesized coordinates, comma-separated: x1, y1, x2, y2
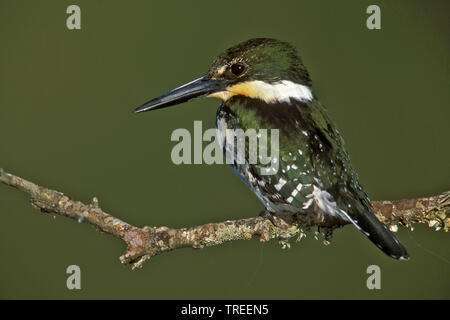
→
(348, 211, 410, 260)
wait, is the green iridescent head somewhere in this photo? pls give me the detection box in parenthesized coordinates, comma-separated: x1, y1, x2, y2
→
(207, 38, 311, 86)
(133, 38, 312, 113)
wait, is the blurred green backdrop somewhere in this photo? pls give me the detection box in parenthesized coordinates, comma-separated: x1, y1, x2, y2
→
(0, 0, 449, 299)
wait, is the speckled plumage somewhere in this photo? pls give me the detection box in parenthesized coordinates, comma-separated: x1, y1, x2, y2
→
(134, 38, 409, 260)
(211, 39, 409, 260)
(216, 95, 371, 221)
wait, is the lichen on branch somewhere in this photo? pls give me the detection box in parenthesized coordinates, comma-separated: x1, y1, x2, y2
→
(1, 168, 448, 269)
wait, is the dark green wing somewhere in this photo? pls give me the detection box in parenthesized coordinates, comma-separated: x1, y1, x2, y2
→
(219, 96, 372, 219)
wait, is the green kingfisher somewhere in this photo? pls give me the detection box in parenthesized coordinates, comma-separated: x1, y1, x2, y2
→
(133, 38, 409, 260)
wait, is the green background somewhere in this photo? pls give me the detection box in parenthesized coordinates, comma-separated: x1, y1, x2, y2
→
(0, 0, 449, 299)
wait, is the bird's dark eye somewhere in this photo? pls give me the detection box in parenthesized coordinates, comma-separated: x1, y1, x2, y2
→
(230, 63, 246, 76)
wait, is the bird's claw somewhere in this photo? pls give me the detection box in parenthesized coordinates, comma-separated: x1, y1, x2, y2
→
(259, 210, 277, 226)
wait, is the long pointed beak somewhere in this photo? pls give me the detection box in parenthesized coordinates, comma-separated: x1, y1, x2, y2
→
(133, 75, 227, 114)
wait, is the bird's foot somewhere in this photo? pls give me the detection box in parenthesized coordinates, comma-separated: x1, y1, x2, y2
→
(259, 210, 277, 226)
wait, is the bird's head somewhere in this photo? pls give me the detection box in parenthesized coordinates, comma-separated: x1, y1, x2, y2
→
(133, 38, 312, 114)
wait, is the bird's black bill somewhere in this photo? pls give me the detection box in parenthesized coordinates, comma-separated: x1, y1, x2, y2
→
(133, 76, 227, 113)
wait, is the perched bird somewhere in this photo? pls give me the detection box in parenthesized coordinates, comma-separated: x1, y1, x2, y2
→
(133, 38, 409, 260)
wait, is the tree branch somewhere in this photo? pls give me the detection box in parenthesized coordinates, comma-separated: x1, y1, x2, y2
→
(1, 168, 448, 269)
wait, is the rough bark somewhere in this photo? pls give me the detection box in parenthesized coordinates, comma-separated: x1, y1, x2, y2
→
(1, 168, 448, 269)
